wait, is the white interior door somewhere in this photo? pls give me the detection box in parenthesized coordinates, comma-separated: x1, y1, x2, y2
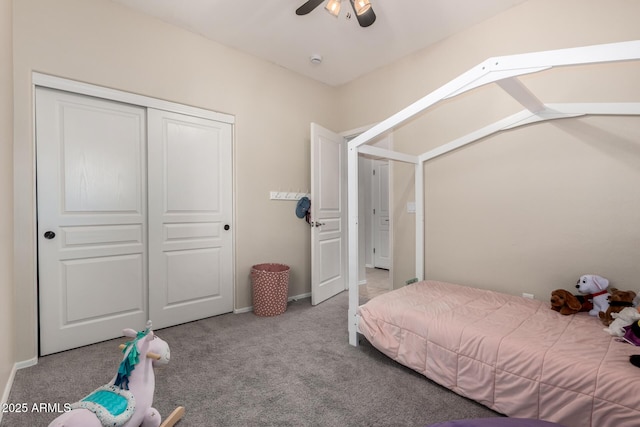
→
(36, 88, 148, 355)
(373, 160, 390, 269)
(310, 123, 347, 305)
(147, 109, 233, 329)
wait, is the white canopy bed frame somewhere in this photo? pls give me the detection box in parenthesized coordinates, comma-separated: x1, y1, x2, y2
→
(347, 40, 640, 347)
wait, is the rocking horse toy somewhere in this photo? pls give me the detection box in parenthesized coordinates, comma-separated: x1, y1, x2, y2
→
(48, 321, 184, 427)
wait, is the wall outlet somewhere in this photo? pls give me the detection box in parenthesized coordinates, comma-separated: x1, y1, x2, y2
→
(522, 292, 534, 299)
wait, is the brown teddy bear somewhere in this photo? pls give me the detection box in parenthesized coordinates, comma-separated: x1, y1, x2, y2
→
(550, 289, 593, 315)
(599, 287, 637, 326)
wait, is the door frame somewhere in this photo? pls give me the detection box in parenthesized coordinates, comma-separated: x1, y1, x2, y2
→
(31, 72, 236, 355)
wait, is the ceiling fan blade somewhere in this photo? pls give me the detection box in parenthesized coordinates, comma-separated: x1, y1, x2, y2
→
(349, 0, 376, 27)
(296, 0, 325, 15)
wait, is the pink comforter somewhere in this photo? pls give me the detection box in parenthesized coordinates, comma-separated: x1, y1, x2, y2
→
(357, 281, 640, 427)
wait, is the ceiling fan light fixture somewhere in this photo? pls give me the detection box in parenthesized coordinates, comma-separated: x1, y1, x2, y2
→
(324, 0, 341, 17)
(353, 0, 371, 15)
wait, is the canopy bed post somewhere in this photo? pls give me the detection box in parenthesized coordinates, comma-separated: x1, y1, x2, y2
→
(347, 144, 360, 347)
(348, 144, 420, 347)
(415, 161, 425, 281)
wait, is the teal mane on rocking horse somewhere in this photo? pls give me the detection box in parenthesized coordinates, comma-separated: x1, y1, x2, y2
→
(48, 321, 184, 427)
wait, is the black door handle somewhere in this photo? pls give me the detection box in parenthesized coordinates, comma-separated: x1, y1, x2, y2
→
(44, 231, 56, 240)
(224, 224, 230, 231)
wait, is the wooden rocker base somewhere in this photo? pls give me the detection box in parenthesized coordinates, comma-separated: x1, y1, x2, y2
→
(160, 406, 185, 427)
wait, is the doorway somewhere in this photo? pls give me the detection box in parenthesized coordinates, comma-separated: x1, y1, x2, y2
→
(310, 124, 392, 305)
(355, 134, 392, 299)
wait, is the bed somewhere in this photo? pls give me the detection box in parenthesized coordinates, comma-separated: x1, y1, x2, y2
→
(358, 280, 640, 427)
(342, 39, 640, 425)
(346, 39, 640, 348)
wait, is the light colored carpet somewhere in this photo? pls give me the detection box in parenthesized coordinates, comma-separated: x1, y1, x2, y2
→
(1, 291, 500, 427)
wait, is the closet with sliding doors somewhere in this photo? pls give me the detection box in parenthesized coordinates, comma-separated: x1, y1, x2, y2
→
(35, 76, 234, 355)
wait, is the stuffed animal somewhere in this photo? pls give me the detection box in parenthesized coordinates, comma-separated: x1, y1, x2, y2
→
(634, 293, 640, 307)
(575, 274, 610, 316)
(607, 311, 640, 369)
(48, 321, 185, 427)
(622, 320, 640, 346)
(604, 306, 640, 336)
(550, 289, 592, 315)
(598, 288, 637, 326)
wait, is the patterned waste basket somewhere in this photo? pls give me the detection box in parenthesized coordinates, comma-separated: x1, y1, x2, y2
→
(251, 263, 290, 317)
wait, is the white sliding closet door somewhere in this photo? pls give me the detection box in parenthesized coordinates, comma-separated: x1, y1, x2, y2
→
(147, 109, 233, 329)
(36, 88, 148, 355)
(37, 87, 234, 355)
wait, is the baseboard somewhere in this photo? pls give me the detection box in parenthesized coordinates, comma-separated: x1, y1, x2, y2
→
(0, 356, 39, 423)
(234, 292, 312, 314)
(15, 357, 37, 370)
(289, 292, 311, 301)
(0, 363, 17, 424)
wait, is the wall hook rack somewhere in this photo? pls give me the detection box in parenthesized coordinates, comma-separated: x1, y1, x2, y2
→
(270, 191, 309, 201)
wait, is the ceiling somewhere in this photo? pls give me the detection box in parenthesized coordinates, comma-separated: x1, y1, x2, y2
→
(110, 0, 528, 87)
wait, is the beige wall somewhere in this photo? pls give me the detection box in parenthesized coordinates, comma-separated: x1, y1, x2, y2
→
(0, 0, 15, 410)
(338, 0, 640, 298)
(12, 0, 338, 362)
(8, 0, 640, 368)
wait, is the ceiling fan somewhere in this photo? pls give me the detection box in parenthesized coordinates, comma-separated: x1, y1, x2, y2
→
(296, 0, 376, 28)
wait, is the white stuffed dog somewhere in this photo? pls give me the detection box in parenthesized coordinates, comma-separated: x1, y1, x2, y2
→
(604, 306, 640, 336)
(576, 274, 610, 316)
